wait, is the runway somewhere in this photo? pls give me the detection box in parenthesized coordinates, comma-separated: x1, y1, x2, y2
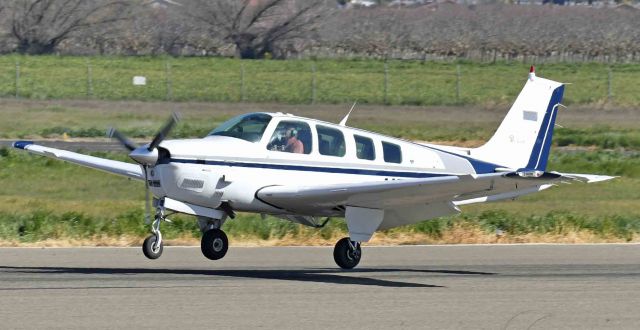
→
(1, 244, 639, 329)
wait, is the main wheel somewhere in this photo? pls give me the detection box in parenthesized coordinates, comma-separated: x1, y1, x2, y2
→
(201, 229, 229, 260)
(142, 235, 163, 259)
(333, 237, 361, 269)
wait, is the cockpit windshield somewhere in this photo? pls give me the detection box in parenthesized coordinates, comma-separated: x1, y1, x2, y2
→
(208, 113, 272, 143)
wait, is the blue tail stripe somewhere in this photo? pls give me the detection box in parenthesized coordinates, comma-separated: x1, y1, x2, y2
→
(525, 85, 564, 171)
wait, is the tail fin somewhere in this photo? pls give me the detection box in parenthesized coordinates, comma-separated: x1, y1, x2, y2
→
(471, 67, 564, 172)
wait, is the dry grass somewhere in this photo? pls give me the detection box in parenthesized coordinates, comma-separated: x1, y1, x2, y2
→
(2, 225, 637, 248)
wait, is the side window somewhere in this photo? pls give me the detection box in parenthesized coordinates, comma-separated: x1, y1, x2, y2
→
(317, 125, 345, 157)
(382, 142, 402, 164)
(267, 120, 312, 154)
(354, 135, 375, 160)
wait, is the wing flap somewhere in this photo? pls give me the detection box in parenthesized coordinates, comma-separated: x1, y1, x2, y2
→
(13, 141, 143, 180)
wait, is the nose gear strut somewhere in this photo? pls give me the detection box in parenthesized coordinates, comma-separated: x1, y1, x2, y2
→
(142, 200, 172, 260)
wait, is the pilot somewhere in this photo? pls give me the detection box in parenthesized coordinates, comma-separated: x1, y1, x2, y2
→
(284, 127, 304, 154)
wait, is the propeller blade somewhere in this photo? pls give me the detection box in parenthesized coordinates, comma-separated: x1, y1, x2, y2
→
(107, 128, 139, 152)
(148, 112, 180, 151)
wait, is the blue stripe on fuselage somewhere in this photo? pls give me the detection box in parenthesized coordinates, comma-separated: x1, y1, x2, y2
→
(423, 147, 500, 174)
(168, 158, 453, 178)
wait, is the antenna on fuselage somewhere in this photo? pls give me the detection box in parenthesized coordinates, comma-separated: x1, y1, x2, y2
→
(339, 101, 357, 127)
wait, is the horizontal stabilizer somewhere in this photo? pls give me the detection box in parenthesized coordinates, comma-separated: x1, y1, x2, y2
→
(555, 172, 616, 183)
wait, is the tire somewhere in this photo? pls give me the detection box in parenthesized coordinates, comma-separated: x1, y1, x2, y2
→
(333, 237, 361, 269)
(201, 229, 229, 260)
(142, 235, 163, 260)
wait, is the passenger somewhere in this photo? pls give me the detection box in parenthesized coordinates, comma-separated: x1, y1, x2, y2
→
(284, 127, 304, 154)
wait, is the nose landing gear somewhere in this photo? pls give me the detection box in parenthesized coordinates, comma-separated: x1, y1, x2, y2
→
(142, 233, 163, 259)
(142, 203, 171, 260)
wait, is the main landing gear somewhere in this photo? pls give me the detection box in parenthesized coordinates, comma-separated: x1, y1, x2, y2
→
(333, 237, 362, 269)
(201, 228, 228, 260)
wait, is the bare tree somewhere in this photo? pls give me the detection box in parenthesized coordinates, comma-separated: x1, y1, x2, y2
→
(315, 4, 640, 63)
(5, 0, 131, 54)
(185, 0, 330, 59)
(326, 8, 416, 59)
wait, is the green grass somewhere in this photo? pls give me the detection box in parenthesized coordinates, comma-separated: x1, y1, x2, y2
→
(554, 126, 640, 150)
(0, 56, 639, 106)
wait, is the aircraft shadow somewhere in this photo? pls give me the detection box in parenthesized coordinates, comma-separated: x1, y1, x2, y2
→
(0, 266, 494, 288)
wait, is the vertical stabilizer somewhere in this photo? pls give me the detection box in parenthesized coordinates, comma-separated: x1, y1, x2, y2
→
(470, 67, 564, 172)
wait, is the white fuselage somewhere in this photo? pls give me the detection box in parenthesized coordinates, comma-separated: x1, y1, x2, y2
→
(146, 113, 491, 217)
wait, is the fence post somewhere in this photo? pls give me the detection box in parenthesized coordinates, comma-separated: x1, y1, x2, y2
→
(456, 64, 461, 103)
(383, 60, 389, 105)
(86, 59, 94, 98)
(311, 62, 317, 105)
(165, 60, 173, 101)
(15, 60, 20, 99)
(607, 66, 613, 102)
(240, 62, 246, 102)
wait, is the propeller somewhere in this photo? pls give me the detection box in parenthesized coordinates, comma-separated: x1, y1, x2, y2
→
(109, 113, 181, 166)
(107, 128, 138, 151)
(149, 112, 180, 151)
(108, 112, 181, 223)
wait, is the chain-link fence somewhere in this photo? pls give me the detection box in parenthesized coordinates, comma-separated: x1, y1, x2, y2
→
(0, 56, 638, 106)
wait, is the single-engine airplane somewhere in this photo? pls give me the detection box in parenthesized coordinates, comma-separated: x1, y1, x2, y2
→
(13, 67, 613, 269)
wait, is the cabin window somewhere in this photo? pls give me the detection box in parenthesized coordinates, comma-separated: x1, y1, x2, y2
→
(317, 125, 345, 157)
(382, 141, 402, 164)
(354, 135, 375, 160)
(208, 113, 272, 143)
(266, 120, 312, 154)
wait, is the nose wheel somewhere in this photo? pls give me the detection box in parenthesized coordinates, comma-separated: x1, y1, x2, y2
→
(142, 234, 163, 259)
(201, 228, 229, 260)
(333, 237, 362, 269)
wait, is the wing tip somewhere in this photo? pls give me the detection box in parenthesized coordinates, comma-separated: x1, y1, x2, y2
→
(12, 140, 34, 150)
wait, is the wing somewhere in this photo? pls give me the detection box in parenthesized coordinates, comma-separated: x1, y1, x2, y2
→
(13, 141, 143, 180)
(257, 171, 614, 233)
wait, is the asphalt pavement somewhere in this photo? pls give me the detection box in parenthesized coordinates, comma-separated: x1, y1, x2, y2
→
(1, 244, 639, 329)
